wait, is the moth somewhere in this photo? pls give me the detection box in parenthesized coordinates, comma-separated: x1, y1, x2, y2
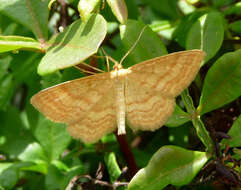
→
(31, 50, 205, 143)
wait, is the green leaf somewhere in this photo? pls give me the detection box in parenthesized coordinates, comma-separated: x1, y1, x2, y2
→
(128, 146, 209, 190)
(141, 0, 180, 20)
(78, 0, 101, 21)
(11, 52, 41, 84)
(104, 152, 121, 182)
(173, 10, 206, 47)
(0, 74, 13, 110)
(229, 20, 241, 35)
(222, 114, 241, 148)
(21, 162, 48, 174)
(38, 14, 107, 75)
(18, 142, 47, 163)
(34, 115, 71, 161)
(165, 105, 190, 127)
(224, 2, 241, 16)
(107, 0, 128, 24)
(199, 49, 241, 114)
(119, 20, 167, 68)
(0, 162, 32, 189)
(0, 0, 49, 39)
(0, 35, 42, 53)
(45, 164, 63, 190)
(0, 107, 34, 157)
(186, 11, 224, 62)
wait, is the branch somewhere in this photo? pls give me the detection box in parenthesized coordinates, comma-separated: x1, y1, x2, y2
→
(114, 132, 139, 178)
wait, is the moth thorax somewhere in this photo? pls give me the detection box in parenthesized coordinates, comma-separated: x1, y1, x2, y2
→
(111, 68, 131, 79)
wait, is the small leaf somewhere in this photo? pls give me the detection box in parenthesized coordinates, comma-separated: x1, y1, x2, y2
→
(224, 2, 241, 16)
(21, 162, 48, 174)
(0, 35, 42, 53)
(229, 20, 241, 35)
(186, 11, 224, 62)
(104, 152, 121, 182)
(165, 105, 190, 127)
(78, 0, 101, 21)
(107, 0, 128, 24)
(199, 49, 241, 114)
(18, 142, 47, 163)
(0, 0, 49, 39)
(222, 114, 241, 148)
(120, 20, 167, 68)
(38, 14, 107, 75)
(128, 146, 209, 190)
(34, 115, 71, 162)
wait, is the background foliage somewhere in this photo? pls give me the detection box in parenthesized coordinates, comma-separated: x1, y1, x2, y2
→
(0, 0, 241, 189)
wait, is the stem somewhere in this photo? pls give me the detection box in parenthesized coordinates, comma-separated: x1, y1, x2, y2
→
(181, 89, 214, 153)
(114, 132, 138, 178)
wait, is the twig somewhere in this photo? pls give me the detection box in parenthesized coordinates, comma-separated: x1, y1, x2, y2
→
(65, 175, 128, 190)
(57, 0, 70, 29)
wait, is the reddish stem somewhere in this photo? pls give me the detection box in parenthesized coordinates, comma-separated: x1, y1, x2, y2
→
(114, 132, 138, 178)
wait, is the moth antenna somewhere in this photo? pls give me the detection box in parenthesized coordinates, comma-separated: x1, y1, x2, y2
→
(119, 25, 147, 66)
(100, 48, 110, 72)
(74, 65, 99, 75)
(101, 48, 119, 69)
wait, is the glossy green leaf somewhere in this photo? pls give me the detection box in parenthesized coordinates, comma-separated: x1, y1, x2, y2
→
(18, 142, 47, 163)
(173, 10, 206, 47)
(104, 152, 121, 182)
(11, 52, 41, 84)
(45, 164, 63, 190)
(107, 0, 128, 24)
(222, 114, 241, 148)
(0, 162, 32, 189)
(120, 20, 167, 68)
(229, 20, 241, 35)
(141, 0, 180, 20)
(38, 14, 107, 75)
(186, 11, 224, 62)
(0, 35, 42, 53)
(150, 20, 175, 40)
(0, 106, 34, 157)
(21, 162, 48, 174)
(224, 2, 241, 16)
(34, 115, 71, 162)
(165, 105, 190, 127)
(78, 0, 101, 21)
(199, 49, 241, 114)
(0, 74, 13, 110)
(211, 0, 234, 8)
(128, 146, 209, 190)
(0, 0, 49, 39)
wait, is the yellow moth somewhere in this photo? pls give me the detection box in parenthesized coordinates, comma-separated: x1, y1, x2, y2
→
(31, 49, 205, 143)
